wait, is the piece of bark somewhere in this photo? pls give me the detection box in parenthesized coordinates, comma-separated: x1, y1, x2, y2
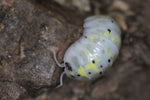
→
(0, 0, 84, 99)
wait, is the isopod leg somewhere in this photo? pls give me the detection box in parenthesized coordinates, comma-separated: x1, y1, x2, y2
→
(56, 71, 66, 88)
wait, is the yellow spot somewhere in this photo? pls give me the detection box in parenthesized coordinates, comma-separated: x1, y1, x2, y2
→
(95, 58, 100, 63)
(104, 30, 109, 37)
(89, 37, 94, 41)
(109, 53, 113, 57)
(115, 36, 121, 43)
(104, 48, 108, 52)
(111, 38, 115, 43)
(69, 72, 74, 76)
(85, 62, 99, 73)
(78, 66, 87, 77)
(105, 48, 112, 57)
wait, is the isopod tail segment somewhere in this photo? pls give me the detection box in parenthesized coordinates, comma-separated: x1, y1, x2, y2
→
(50, 48, 65, 88)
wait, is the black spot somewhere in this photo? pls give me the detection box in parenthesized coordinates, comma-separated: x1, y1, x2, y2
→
(71, 75, 75, 78)
(40, 23, 47, 29)
(65, 62, 72, 71)
(108, 59, 111, 63)
(77, 74, 80, 77)
(111, 20, 114, 23)
(100, 72, 102, 75)
(84, 36, 87, 38)
(88, 72, 91, 74)
(100, 65, 103, 68)
(92, 60, 95, 64)
(107, 29, 111, 33)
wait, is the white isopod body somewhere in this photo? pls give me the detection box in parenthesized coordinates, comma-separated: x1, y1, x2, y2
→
(52, 15, 121, 88)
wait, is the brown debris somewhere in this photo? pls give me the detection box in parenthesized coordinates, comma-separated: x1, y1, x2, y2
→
(0, 23, 4, 32)
(19, 39, 25, 59)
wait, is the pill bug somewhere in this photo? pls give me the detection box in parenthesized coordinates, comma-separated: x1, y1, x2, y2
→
(51, 15, 121, 88)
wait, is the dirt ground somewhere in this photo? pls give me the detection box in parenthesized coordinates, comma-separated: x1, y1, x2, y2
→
(0, 0, 150, 100)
